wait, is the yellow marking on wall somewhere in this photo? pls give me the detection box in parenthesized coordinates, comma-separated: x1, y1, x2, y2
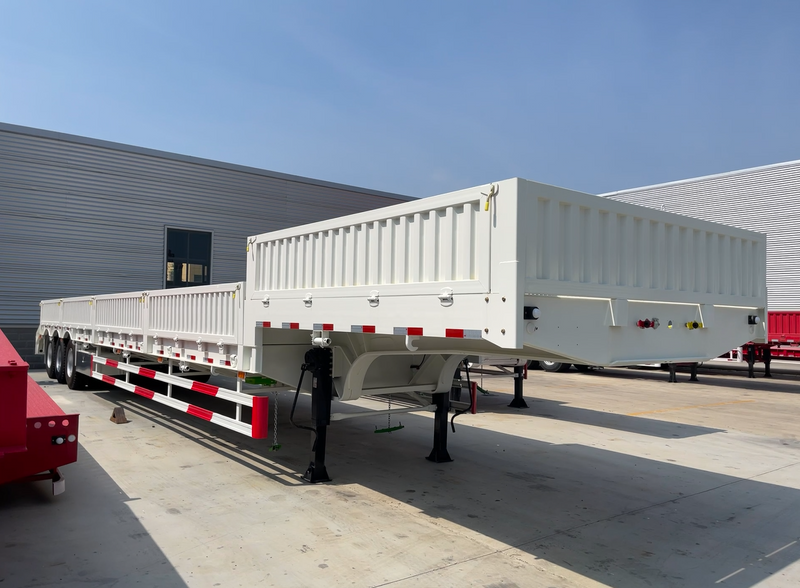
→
(627, 399, 755, 416)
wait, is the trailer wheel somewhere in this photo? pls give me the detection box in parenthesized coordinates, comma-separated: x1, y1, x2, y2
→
(541, 360, 571, 373)
(65, 340, 88, 390)
(527, 360, 541, 370)
(55, 338, 68, 384)
(45, 335, 58, 379)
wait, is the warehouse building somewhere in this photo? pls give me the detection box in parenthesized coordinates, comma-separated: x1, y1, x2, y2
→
(0, 123, 412, 366)
(602, 160, 800, 313)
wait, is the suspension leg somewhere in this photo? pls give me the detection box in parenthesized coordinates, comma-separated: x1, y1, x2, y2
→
(689, 363, 699, 382)
(508, 365, 529, 408)
(302, 348, 333, 483)
(426, 392, 453, 463)
(667, 363, 677, 383)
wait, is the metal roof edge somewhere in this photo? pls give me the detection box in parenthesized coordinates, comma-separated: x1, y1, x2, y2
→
(600, 159, 800, 198)
(0, 121, 416, 202)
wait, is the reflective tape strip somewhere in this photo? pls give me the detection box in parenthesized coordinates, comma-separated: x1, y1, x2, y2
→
(282, 322, 300, 329)
(260, 321, 271, 327)
(90, 371, 256, 437)
(313, 323, 334, 331)
(394, 327, 423, 336)
(191, 381, 220, 397)
(351, 325, 376, 333)
(445, 329, 482, 339)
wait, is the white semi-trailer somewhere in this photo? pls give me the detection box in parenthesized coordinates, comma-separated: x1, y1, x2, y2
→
(37, 178, 768, 481)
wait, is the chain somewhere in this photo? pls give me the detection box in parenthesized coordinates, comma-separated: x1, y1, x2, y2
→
(271, 392, 281, 450)
(387, 395, 391, 432)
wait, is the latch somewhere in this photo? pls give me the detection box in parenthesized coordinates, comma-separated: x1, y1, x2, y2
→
(438, 288, 454, 307)
(303, 293, 313, 307)
(367, 290, 380, 307)
(261, 295, 270, 308)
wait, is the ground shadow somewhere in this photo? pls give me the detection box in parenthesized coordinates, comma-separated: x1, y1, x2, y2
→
(88, 384, 800, 588)
(0, 445, 189, 588)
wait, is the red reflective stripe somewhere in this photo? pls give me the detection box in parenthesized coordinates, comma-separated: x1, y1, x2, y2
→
(446, 329, 464, 338)
(289, 323, 299, 329)
(407, 327, 423, 336)
(158, 350, 164, 355)
(174, 353, 180, 357)
(187, 405, 213, 421)
(191, 381, 219, 396)
(362, 325, 376, 333)
(207, 358, 214, 363)
(189, 355, 196, 360)
(251, 396, 269, 439)
(322, 323, 334, 331)
(106, 359, 118, 368)
(138, 368, 156, 379)
(262, 321, 271, 327)
(133, 386, 155, 399)
(101, 375, 116, 385)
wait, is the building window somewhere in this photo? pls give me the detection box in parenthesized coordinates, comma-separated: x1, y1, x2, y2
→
(165, 228, 212, 288)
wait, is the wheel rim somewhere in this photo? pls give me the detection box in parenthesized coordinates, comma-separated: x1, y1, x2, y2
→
(55, 343, 62, 374)
(542, 361, 556, 367)
(66, 346, 74, 379)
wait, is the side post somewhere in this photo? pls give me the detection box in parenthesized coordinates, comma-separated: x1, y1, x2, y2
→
(763, 345, 772, 378)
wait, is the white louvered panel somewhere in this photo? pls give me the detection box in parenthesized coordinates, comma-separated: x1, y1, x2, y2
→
(40, 301, 61, 323)
(252, 199, 484, 291)
(603, 160, 800, 309)
(148, 284, 242, 341)
(62, 299, 92, 326)
(95, 296, 143, 331)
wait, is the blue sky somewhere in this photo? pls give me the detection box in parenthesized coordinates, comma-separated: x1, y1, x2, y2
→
(1, 0, 798, 197)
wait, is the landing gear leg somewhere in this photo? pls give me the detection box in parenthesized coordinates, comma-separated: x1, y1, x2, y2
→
(746, 344, 756, 379)
(508, 365, 529, 408)
(302, 348, 333, 483)
(426, 392, 453, 463)
(764, 346, 772, 378)
(667, 364, 677, 383)
(689, 363, 699, 382)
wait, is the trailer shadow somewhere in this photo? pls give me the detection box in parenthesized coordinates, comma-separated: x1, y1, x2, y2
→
(0, 445, 188, 588)
(91, 386, 800, 588)
(465, 392, 722, 439)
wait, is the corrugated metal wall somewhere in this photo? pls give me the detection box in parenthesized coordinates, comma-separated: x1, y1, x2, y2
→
(0, 123, 412, 330)
(602, 160, 800, 310)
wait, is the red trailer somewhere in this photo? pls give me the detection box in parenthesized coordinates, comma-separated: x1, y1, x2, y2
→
(0, 328, 79, 495)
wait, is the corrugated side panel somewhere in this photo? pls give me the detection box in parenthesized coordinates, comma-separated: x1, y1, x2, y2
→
(522, 180, 766, 305)
(40, 301, 61, 323)
(769, 311, 800, 342)
(253, 196, 485, 291)
(602, 161, 800, 309)
(148, 283, 241, 341)
(62, 298, 92, 325)
(95, 295, 143, 331)
(0, 126, 410, 326)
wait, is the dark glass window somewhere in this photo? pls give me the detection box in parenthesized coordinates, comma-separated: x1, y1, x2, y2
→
(166, 228, 212, 288)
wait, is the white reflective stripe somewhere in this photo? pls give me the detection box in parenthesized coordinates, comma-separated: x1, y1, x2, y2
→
(463, 329, 482, 339)
(393, 327, 408, 335)
(351, 325, 364, 333)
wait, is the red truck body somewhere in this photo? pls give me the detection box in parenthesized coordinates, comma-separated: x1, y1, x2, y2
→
(767, 311, 800, 358)
(0, 328, 79, 494)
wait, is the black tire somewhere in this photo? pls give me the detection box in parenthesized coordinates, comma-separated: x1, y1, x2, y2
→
(45, 335, 58, 379)
(527, 360, 541, 370)
(541, 360, 571, 373)
(573, 364, 591, 373)
(65, 339, 88, 390)
(55, 338, 68, 384)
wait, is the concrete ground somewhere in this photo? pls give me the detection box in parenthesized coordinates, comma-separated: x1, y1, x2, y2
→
(2, 365, 800, 588)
